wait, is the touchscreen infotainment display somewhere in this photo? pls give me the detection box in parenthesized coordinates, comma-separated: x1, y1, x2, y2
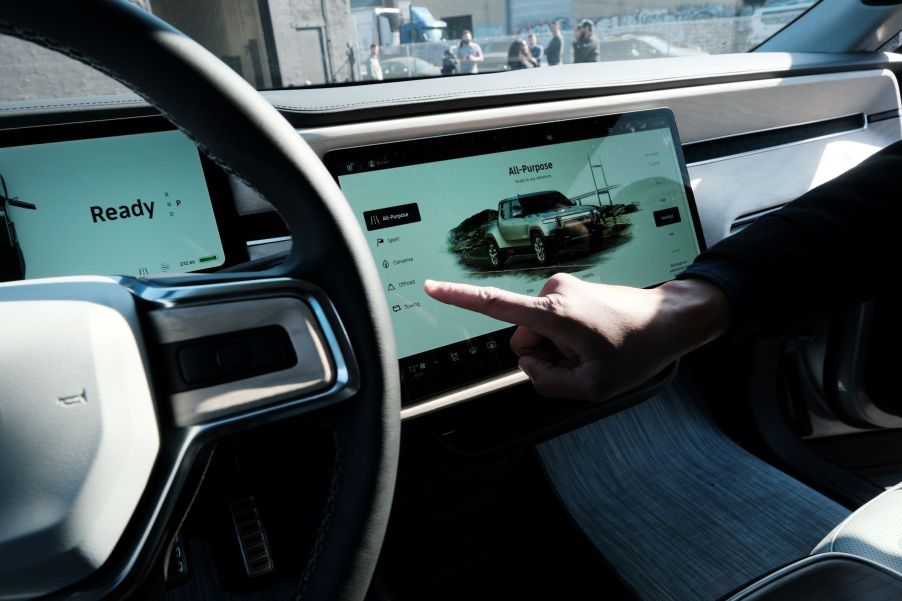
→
(326, 109, 704, 403)
(0, 129, 226, 280)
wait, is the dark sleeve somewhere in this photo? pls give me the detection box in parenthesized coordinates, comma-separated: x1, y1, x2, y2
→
(678, 139, 902, 340)
(547, 37, 561, 62)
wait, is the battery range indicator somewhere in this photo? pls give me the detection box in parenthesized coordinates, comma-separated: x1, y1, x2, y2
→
(199, 254, 219, 264)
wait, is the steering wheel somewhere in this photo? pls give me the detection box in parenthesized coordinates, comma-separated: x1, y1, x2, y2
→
(0, 1, 400, 600)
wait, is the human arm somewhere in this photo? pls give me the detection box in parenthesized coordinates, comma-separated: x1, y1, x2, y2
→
(680, 139, 902, 340)
(424, 274, 729, 401)
(425, 140, 902, 400)
(532, 45, 543, 64)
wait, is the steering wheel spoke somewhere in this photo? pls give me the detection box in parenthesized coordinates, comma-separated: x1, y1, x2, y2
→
(133, 276, 359, 429)
(0, 2, 400, 599)
(0, 272, 363, 599)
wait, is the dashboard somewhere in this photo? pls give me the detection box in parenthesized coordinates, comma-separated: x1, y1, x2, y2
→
(2, 53, 901, 420)
(0, 107, 704, 409)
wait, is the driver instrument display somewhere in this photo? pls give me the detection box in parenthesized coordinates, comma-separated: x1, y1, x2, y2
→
(0, 128, 227, 280)
(327, 108, 705, 404)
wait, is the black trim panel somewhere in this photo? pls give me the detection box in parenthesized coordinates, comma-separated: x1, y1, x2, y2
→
(0, 102, 158, 131)
(730, 205, 787, 233)
(867, 107, 902, 123)
(684, 113, 867, 163)
(238, 210, 289, 241)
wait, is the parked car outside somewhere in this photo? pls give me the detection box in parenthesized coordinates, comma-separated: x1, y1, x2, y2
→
(381, 56, 442, 79)
(477, 39, 514, 73)
(599, 33, 707, 61)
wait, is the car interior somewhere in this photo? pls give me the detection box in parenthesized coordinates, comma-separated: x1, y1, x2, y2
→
(5, 1, 902, 600)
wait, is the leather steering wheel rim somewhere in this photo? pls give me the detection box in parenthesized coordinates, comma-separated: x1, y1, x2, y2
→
(0, 2, 401, 600)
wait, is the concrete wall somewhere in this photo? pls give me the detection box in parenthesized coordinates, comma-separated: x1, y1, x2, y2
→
(598, 16, 752, 54)
(155, 0, 357, 87)
(417, 0, 753, 39)
(416, 0, 508, 38)
(0, 35, 131, 102)
(267, 0, 357, 85)
(0, 0, 161, 101)
(155, 0, 357, 86)
(153, 0, 277, 89)
(573, 0, 747, 20)
(510, 0, 573, 33)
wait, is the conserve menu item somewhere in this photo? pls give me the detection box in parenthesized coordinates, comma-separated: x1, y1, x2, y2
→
(326, 109, 704, 400)
(0, 130, 226, 279)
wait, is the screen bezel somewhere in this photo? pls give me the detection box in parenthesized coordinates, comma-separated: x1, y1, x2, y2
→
(324, 107, 706, 253)
(0, 115, 248, 280)
(324, 108, 706, 404)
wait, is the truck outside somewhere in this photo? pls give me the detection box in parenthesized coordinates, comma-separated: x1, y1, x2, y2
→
(352, 5, 448, 79)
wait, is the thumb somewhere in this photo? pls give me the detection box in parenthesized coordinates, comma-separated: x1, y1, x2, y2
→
(519, 355, 582, 399)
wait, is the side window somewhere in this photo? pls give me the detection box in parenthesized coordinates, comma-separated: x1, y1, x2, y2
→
(510, 200, 523, 218)
(500, 202, 508, 219)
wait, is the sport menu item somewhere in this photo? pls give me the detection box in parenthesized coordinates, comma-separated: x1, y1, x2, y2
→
(0, 129, 227, 280)
(326, 109, 705, 404)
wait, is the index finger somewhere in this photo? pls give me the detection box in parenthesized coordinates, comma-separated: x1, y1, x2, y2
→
(424, 279, 553, 331)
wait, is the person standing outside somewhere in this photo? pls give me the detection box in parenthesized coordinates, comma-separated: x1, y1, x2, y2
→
(545, 21, 563, 66)
(365, 44, 383, 81)
(507, 39, 537, 70)
(573, 19, 600, 63)
(441, 49, 458, 75)
(527, 33, 543, 66)
(456, 29, 484, 75)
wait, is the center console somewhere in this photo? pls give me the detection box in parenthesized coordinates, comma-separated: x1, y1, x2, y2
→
(325, 108, 705, 410)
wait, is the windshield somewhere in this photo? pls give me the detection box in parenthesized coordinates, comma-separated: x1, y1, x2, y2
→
(520, 193, 574, 215)
(0, 0, 820, 100)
